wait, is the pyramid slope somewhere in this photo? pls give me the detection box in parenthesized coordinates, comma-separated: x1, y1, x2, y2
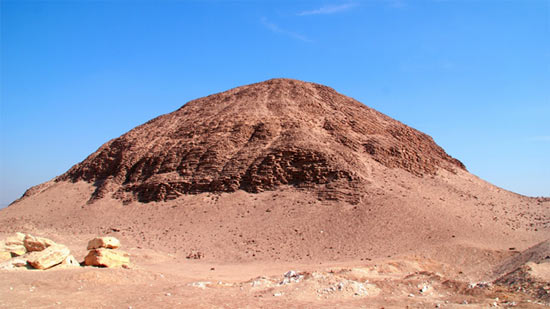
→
(51, 78, 464, 204)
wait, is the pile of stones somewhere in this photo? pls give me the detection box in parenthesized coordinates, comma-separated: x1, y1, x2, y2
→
(0, 232, 78, 270)
(0, 233, 129, 270)
(84, 236, 130, 268)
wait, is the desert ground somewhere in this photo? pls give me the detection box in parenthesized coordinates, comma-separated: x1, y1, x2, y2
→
(1, 172, 548, 308)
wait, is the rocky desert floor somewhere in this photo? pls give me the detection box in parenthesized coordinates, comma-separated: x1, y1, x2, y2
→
(0, 193, 550, 308)
(1, 234, 549, 309)
(1, 170, 549, 308)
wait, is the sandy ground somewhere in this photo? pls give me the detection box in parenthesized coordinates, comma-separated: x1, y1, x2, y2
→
(1, 243, 549, 308)
(1, 166, 549, 308)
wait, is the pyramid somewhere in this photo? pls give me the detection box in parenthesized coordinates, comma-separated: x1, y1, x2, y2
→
(5, 78, 547, 263)
(53, 78, 465, 204)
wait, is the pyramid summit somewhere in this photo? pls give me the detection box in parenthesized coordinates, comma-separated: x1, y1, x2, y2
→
(51, 78, 465, 204)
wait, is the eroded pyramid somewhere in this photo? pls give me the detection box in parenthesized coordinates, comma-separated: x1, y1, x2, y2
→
(56, 78, 465, 204)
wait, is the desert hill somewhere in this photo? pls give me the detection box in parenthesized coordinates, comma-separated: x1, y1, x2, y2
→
(1, 78, 548, 265)
(52, 78, 465, 204)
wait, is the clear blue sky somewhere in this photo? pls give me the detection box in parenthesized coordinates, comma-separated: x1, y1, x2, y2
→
(1, 0, 549, 207)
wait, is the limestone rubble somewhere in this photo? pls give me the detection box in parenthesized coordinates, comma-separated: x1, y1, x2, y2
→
(24, 234, 56, 252)
(0, 233, 77, 270)
(4, 232, 25, 246)
(87, 236, 121, 250)
(1, 233, 130, 270)
(0, 251, 11, 263)
(84, 248, 130, 268)
(27, 244, 70, 270)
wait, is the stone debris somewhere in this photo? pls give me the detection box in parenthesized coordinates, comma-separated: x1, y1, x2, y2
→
(350, 281, 369, 296)
(469, 281, 492, 289)
(4, 232, 26, 246)
(0, 233, 130, 271)
(24, 234, 56, 252)
(27, 244, 70, 270)
(420, 284, 430, 293)
(87, 237, 121, 250)
(189, 281, 212, 289)
(0, 251, 12, 262)
(186, 250, 204, 260)
(280, 270, 304, 285)
(1, 233, 29, 258)
(0, 256, 29, 270)
(249, 277, 272, 288)
(317, 279, 372, 297)
(84, 248, 130, 268)
(60, 255, 80, 267)
(83, 236, 130, 268)
(5, 245, 26, 257)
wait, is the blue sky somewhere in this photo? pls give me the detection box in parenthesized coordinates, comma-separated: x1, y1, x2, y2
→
(1, 0, 549, 207)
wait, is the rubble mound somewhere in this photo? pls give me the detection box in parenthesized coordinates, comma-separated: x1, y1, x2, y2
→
(0, 233, 78, 270)
(0, 234, 129, 270)
(492, 240, 550, 303)
(493, 240, 550, 278)
(45, 79, 464, 204)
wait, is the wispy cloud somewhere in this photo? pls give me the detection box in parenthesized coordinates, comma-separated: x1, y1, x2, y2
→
(297, 3, 357, 16)
(260, 17, 312, 42)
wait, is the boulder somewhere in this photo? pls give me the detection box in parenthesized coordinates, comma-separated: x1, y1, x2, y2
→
(5, 232, 26, 246)
(0, 251, 11, 263)
(24, 234, 56, 252)
(84, 248, 129, 268)
(4, 245, 26, 257)
(0, 256, 28, 270)
(60, 255, 80, 267)
(11, 256, 29, 268)
(27, 244, 70, 270)
(87, 237, 121, 250)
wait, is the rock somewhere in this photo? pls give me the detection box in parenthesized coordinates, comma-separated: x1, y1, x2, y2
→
(5, 232, 26, 246)
(27, 244, 70, 270)
(420, 284, 429, 293)
(87, 237, 121, 250)
(24, 234, 56, 252)
(0, 256, 29, 270)
(84, 248, 129, 268)
(186, 250, 204, 260)
(284, 270, 298, 278)
(280, 270, 304, 285)
(60, 255, 80, 267)
(0, 251, 12, 262)
(350, 281, 369, 296)
(4, 245, 26, 257)
(10, 257, 29, 268)
(189, 281, 211, 289)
